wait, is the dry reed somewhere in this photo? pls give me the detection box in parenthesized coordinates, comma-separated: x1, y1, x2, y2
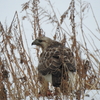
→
(0, 0, 100, 100)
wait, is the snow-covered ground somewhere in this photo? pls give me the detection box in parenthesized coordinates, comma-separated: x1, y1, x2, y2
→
(83, 90, 100, 100)
(0, 1, 100, 100)
(25, 90, 100, 100)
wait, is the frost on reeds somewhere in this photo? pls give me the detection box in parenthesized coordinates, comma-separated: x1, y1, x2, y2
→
(0, 0, 100, 100)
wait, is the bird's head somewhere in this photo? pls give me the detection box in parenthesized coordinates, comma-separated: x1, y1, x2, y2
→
(31, 36, 52, 50)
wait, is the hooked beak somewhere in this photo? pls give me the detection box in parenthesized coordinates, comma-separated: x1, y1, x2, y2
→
(31, 41, 36, 45)
(31, 39, 39, 45)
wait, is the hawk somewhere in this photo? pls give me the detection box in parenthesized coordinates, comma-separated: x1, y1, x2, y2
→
(32, 36, 76, 87)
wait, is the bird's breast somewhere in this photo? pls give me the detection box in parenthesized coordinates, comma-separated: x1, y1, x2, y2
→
(42, 74, 52, 84)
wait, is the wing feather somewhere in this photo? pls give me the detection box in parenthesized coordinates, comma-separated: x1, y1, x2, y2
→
(38, 43, 76, 87)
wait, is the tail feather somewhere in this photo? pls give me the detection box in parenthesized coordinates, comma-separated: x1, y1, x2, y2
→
(68, 71, 76, 90)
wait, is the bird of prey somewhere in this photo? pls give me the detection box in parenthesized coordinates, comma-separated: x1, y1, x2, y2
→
(32, 36, 76, 87)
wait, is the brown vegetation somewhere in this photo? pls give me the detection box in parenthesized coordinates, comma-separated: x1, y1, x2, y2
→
(0, 0, 100, 99)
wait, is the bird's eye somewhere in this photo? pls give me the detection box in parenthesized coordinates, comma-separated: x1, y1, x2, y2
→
(38, 39, 43, 42)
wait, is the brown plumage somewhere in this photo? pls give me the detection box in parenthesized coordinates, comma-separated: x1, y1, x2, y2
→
(32, 36, 76, 87)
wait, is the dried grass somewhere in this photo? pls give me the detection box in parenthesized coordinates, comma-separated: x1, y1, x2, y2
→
(0, 0, 100, 100)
